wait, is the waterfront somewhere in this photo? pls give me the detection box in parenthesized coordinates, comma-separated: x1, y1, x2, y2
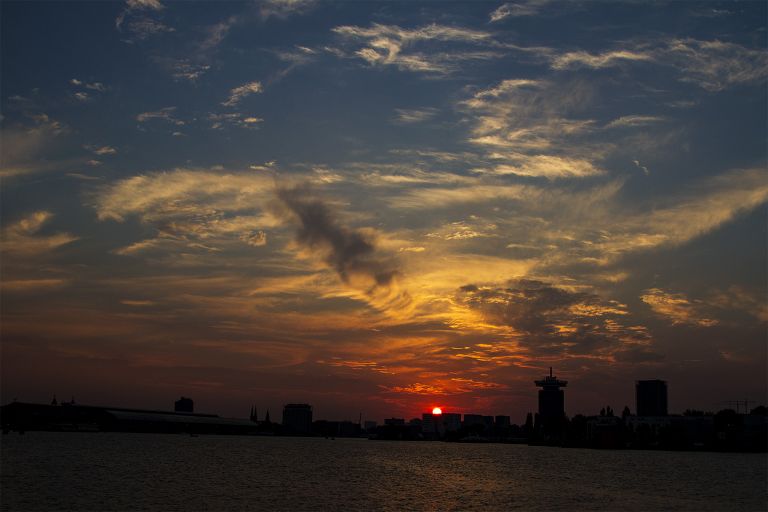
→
(1, 433, 765, 511)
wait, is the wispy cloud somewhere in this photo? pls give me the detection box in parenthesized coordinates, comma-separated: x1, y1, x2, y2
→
(153, 57, 211, 82)
(126, 0, 163, 9)
(473, 154, 604, 180)
(222, 81, 263, 107)
(95, 169, 281, 257)
(70, 79, 107, 92)
(457, 280, 655, 360)
(640, 288, 719, 327)
(392, 108, 438, 124)
(663, 38, 768, 91)
(460, 77, 603, 179)
(1, 211, 78, 255)
(259, 0, 317, 20)
(551, 50, 653, 70)
(136, 106, 183, 125)
(0, 113, 70, 178)
(94, 168, 275, 222)
(2, 279, 70, 292)
(332, 23, 497, 75)
(489, 1, 551, 22)
(549, 38, 767, 92)
(116, 0, 174, 42)
(84, 145, 117, 156)
(208, 112, 263, 130)
(606, 115, 666, 129)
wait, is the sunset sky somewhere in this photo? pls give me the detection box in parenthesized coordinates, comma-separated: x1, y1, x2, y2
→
(2, 0, 766, 423)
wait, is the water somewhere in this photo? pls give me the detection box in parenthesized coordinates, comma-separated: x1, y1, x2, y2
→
(1, 433, 766, 511)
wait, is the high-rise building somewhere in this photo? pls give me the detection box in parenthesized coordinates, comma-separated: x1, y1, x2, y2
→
(463, 414, 484, 428)
(534, 367, 567, 421)
(441, 413, 462, 432)
(422, 412, 440, 436)
(282, 403, 313, 434)
(636, 380, 668, 416)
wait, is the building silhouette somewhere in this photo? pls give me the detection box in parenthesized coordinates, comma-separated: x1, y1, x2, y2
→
(636, 380, 668, 416)
(441, 413, 462, 432)
(534, 367, 568, 439)
(174, 397, 193, 413)
(282, 403, 312, 434)
(495, 415, 511, 428)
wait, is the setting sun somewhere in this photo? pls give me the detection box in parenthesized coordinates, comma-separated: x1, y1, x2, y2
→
(432, 407, 442, 415)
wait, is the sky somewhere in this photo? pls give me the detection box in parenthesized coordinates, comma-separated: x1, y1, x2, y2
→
(1, 0, 766, 423)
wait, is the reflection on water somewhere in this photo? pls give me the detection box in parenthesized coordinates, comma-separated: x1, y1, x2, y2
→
(2, 432, 766, 511)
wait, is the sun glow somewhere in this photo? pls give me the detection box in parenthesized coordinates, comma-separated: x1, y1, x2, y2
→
(432, 407, 442, 415)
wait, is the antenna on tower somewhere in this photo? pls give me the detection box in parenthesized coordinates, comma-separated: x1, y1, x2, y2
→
(549, 367, 553, 377)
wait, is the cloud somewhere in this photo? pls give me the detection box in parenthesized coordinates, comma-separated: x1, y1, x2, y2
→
(426, 219, 498, 241)
(707, 286, 768, 322)
(70, 79, 107, 92)
(0, 114, 70, 178)
(136, 107, 183, 125)
(392, 108, 438, 124)
(551, 50, 653, 70)
(84, 145, 117, 156)
(66, 173, 102, 181)
(222, 81, 263, 107)
(459, 78, 603, 179)
(153, 57, 211, 82)
(94, 168, 285, 257)
(633, 159, 650, 175)
(240, 230, 267, 247)
(119, 17, 175, 40)
(548, 38, 767, 91)
(640, 288, 719, 327)
(2, 279, 70, 292)
(627, 167, 768, 250)
(94, 168, 275, 222)
(332, 23, 497, 75)
(489, 1, 551, 22)
(457, 280, 655, 359)
(384, 165, 766, 278)
(200, 15, 239, 52)
(208, 112, 263, 130)
(276, 186, 400, 290)
(473, 154, 604, 179)
(259, 0, 317, 20)
(662, 38, 768, 91)
(116, 0, 174, 42)
(1, 211, 78, 255)
(126, 0, 163, 9)
(606, 115, 666, 129)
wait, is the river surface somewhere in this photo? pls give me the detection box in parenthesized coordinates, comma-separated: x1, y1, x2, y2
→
(1, 432, 766, 511)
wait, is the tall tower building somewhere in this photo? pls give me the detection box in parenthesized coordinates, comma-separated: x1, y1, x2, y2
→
(636, 380, 668, 416)
(534, 367, 567, 422)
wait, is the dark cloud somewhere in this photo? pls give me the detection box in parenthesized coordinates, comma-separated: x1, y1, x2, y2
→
(613, 347, 665, 363)
(276, 186, 399, 291)
(457, 279, 658, 359)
